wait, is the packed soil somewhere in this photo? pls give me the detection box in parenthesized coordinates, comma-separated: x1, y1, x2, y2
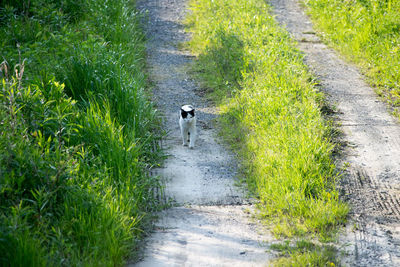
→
(129, 0, 273, 266)
(269, 0, 400, 266)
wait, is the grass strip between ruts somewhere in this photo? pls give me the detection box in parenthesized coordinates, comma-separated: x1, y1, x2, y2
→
(185, 0, 348, 264)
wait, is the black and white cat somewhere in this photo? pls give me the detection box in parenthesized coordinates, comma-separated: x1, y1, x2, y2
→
(179, 105, 196, 149)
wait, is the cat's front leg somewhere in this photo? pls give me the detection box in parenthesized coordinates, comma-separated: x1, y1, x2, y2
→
(182, 128, 189, 146)
(189, 127, 196, 149)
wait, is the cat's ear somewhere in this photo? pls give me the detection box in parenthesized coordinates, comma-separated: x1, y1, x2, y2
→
(181, 109, 188, 118)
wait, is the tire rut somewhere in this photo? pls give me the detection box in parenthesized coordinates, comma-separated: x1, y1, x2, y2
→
(129, 0, 273, 266)
(268, 0, 400, 266)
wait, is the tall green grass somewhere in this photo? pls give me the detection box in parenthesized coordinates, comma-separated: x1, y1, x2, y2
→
(186, 0, 348, 239)
(303, 0, 400, 114)
(0, 0, 162, 266)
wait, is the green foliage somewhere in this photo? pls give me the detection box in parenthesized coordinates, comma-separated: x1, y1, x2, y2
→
(0, 211, 48, 267)
(186, 0, 348, 239)
(0, 0, 163, 266)
(0, 0, 88, 24)
(304, 0, 400, 115)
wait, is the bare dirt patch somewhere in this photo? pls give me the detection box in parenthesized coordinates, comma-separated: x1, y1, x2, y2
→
(129, 0, 272, 265)
(269, 0, 400, 266)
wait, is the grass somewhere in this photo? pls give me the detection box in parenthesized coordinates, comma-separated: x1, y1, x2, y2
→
(303, 0, 400, 116)
(270, 240, 339, 266)
(0, 0, 163, 266)
(185, 0, 348, 264)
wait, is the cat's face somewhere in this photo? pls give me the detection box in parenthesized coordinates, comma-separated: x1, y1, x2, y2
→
(180, 105, 195, 120)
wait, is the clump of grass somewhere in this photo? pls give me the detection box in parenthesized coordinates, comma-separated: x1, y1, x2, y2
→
(186, 0, 348, 240)
(271, 240, 338, 266)
(303, 0, 400, 115)
(0, 0, 163, 266)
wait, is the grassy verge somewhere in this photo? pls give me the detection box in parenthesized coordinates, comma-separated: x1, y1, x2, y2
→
(303, 0, 400, 116)
(0, 0, 162, 266)
(185, 0, 348, 264)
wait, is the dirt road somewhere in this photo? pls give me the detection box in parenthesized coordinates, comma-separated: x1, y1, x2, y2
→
(129, 0, 400, 266)
(269, 0, 400, 266)
(129, 0, 272, 266)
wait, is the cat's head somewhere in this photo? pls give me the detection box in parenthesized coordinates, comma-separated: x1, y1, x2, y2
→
(180, 105, 195, 120)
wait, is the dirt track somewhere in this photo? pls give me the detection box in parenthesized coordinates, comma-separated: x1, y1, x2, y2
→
(269, 0, 400, 266)
(129, 0, 272, 266)
(130, 0, 400, 266)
